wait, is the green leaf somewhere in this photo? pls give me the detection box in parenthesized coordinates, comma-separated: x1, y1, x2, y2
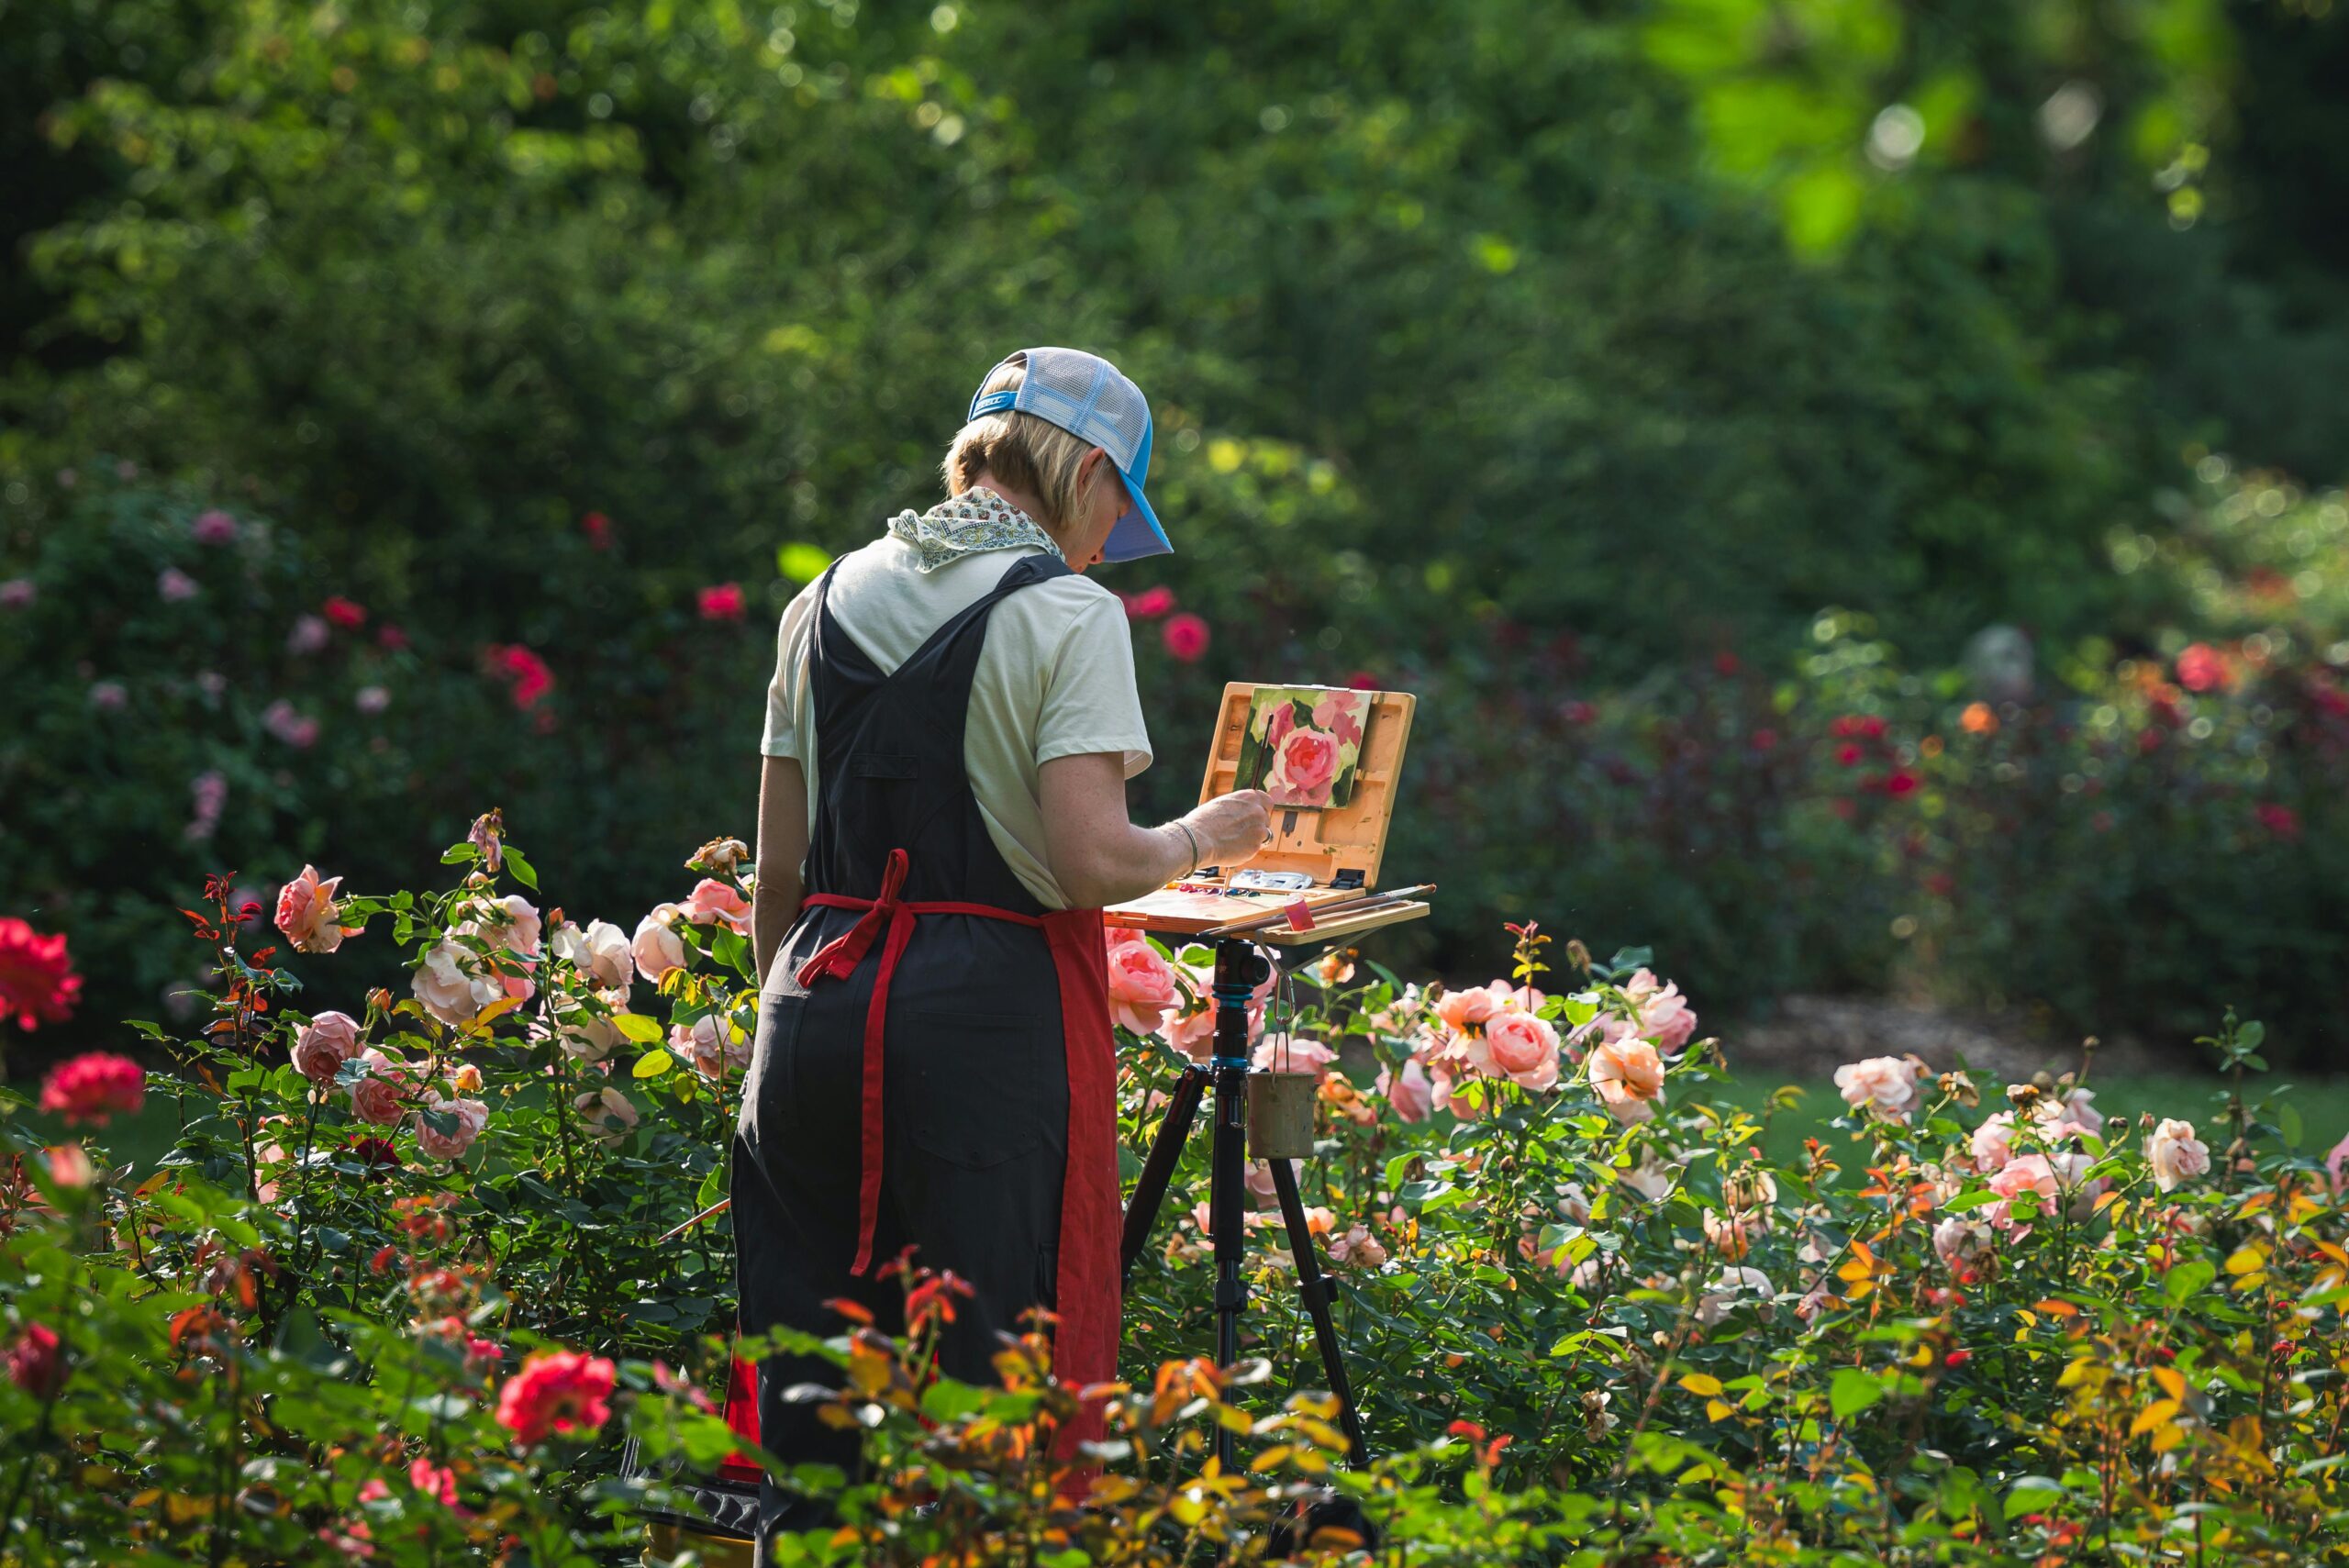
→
(505, 848, 539, 891)
(633, 1050, 675, 1080)
(1830, 1367, 1885, 1418)
(2274, 1098, 2304, 1150)
(613, 1013, 663, 1044)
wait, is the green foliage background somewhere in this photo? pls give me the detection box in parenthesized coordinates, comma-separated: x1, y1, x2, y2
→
(5, 0, 2348, 1056)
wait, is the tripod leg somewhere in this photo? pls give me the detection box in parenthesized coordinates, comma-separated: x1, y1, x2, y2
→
(1120, 1065, 1208, 1284)
(1269, 1156, 1370, 1465)
(1208, 1056, 1249, 1473)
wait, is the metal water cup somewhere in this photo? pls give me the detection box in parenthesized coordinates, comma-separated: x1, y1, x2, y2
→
(1246, 1070, 1319, 1160)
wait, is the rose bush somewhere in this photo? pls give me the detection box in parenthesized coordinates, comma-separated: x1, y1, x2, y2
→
(2, 822, 2347, 1562)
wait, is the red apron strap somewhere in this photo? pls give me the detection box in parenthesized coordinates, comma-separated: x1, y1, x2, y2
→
(1040, 907, 1121, 1462)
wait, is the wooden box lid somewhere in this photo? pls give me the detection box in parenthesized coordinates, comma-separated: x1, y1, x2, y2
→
(1194, 683, 1416, 889)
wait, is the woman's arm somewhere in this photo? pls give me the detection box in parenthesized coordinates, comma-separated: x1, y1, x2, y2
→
(751, 754, 810, 987)
(1040, 753, 1272, 909)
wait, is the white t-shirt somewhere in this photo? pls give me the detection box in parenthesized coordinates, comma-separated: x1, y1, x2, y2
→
(761, 536, 1153, 908)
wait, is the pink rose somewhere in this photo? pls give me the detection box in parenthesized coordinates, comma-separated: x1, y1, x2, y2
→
(1832, 1056, 1922, 1123)
(286, 614, 330, 656)
(1251, 1033, 1336, 1074)
(1637, 979, 1698, 1053)
(158, 567, 200, 603)
(1589, 1038, 1664, 1123)
(1376, 1058, 1433, 1123)
(1162, 612, 1209, 662)
(414, 1091, 490, 1161)
(1480, 1010, 1561, 1090)
(482, 895, 542, 958)
(1327, 1224, 1388, 1271)
(191, 509, 239, 545)
(680, 878, 752, 936)
(672, 1015, 748, 1081)
(1987, 1152, 2057, 1230)
(1430, 1064, 1481, 1122)
(412, 938, 501, 1028)
(551, 919, 633, 991)
(631, 906, 688, 983)
(292, 1010, 362, 1086)
(1105, 933, 1179, 1034)
(275, 865, 362, 954)
(547, 1003, 625, 1064)
(2327, 1130, 2349, 1196)
(1933, 1216, 1990, 1272)
(1309, 694, 1364, 748)
(1970, 1111, 2018, 1171)
(348, 1049, 414, 1126)
(0, 579, 34, 611)
(1265, 725, 1341, 805)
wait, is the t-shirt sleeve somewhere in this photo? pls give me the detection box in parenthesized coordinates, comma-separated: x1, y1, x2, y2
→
(1034, 585, 1153, 778)
(760, 584, 818, 759)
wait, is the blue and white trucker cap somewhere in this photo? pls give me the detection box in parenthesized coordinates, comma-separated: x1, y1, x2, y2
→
(967, 347, 1171, 562)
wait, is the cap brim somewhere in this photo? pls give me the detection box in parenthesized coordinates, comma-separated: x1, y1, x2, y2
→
(1099, 474, 1173, 562)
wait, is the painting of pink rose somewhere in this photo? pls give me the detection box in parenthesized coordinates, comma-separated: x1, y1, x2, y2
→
(1234, 685, 1374, 809)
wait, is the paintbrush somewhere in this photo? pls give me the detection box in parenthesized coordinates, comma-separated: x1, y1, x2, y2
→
(1200, 883, 1434, 940)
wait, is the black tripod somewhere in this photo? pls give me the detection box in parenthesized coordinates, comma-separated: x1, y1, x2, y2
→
(1119, 936, 1369, 1470)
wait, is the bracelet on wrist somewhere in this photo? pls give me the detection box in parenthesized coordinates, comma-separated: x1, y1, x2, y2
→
(1175, 819, 1202, 875)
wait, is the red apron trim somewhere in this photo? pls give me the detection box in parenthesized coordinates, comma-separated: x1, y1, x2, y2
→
(791, 851, 1123, 1465)
(1041, 906, 1121, 1462)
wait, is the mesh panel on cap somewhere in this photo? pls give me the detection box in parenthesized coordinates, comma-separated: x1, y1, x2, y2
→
(1093, 381, 1148, 470)
(1011, 349, 1148, 472)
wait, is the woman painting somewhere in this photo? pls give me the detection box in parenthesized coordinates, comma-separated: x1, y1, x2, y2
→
(735, 347, 1271, 1546)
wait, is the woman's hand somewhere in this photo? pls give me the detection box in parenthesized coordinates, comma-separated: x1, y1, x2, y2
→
(1183, 789, 1274, 870)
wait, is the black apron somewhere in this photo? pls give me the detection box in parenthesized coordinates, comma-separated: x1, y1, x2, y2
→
(728, 551, 1122, 1541)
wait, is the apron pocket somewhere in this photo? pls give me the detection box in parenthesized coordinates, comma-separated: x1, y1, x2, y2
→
(896, 1009, 1050, 1171)
(742, 992, 808, 1148)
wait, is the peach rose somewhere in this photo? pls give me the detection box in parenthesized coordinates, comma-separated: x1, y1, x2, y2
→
(680, 878, 752, 936)
(1376, 1058, 1433, 1123)
(1265, 725, 1341, 805)
(1433, 984, 1501, 1034)
(1832, 1056, 1922, 1123)
(1589, 1037, 1664, 1123)
(1480, 1010, 1561, 1091)
(1430, 1064, 1481, 1122)
(275, 865, 362, 954)
(1105, 934, 1179, 1034)
(292, 1010, 362, 1086)
(1696, 1267, 1773, 1329)
(348, 1049, 414, 1126)
(414, 1091, 490, 1161)
(551, 918, 634, 992)
(631, 906, 689, 983)
(573, 1087, 639, 1146)
(413, 938, 501, 1028)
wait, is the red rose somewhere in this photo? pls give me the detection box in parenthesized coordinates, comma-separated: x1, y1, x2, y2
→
(1122, 585, 1176, 619)
(6, 1323, 62, 1397)
(37, 1051, 141, 1126)
(697, 583, 746, 621)
(495, 1350, 617, 1445)
(1162, 612, 1209, 662)
(322, 596, 367, 629)
(0, 919, 81, 1031)
(1267, 726, 1341, 805)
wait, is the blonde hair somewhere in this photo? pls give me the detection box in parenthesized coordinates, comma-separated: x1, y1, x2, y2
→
(941, 353, 1110, 532)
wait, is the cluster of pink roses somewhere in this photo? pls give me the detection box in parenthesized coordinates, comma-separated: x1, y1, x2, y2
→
(336, 1044, 491, 1162)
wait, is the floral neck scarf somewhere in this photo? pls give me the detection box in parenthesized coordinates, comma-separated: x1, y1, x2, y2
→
(885, 487, 1063, 573)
